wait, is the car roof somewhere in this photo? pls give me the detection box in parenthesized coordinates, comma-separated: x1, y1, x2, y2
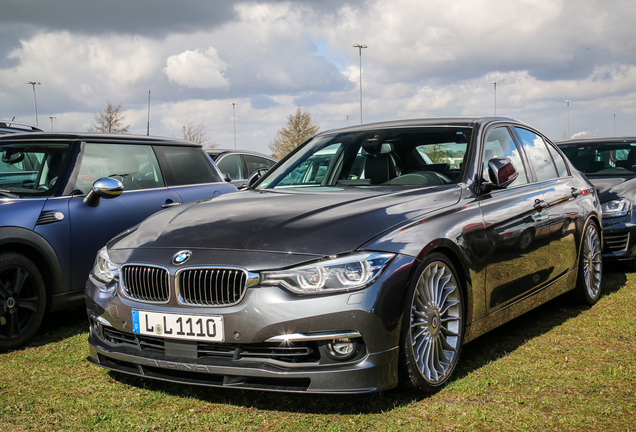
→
(0, 132, 201, 147)
(315, 116, 529, 136)
(556, 136, 636, 146)
(206, 148, 276, 160)
(0, 120, 44, 134)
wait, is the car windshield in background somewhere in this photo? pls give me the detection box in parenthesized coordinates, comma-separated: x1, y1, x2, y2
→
(560, 141, 636, 176)
(258, 127, 471, 189)
(0, 142, 70, 196)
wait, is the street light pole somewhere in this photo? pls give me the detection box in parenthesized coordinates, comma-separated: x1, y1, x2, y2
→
(147, 90, 151, 136)
(49, 116, 55, 131)
(491, 82, 499, 116)
(613, 112, 616, 135)
(26, 81, 41, 126)
(566, 100, 570, 138)
(353, 44, 367, 124)
(231, 102, 238, 149)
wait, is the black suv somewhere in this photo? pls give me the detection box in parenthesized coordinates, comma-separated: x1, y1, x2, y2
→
(0, 133, 237, 350)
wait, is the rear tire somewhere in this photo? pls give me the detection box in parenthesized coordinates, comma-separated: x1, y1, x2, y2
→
(575, 221, 602, 305)
(0, 252, 47, 352)
(399, 253, 464, 392)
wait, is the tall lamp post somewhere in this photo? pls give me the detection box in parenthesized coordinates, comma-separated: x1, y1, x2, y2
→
(353, 44, 367, 124)
(491, 81, 499, 116)
(613, 112, 616, 135)
(49, 116, 56, 131)
(231, 102, 238, 149)
(26, 81, 41, 126)
(566, 100, 570, 138)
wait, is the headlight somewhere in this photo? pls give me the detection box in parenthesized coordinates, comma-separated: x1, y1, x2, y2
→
(601, 198, 631, 218)
(91, 246, 120, 285)
(261, 252, 395, 294)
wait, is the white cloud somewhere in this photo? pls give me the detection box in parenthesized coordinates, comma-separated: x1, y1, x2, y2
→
(164, 48, 229, 89)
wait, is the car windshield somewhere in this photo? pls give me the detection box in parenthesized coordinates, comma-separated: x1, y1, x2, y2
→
(258, 127, 471, 190)
(560, 141, 636, 176)
(0, 142, 70, 197)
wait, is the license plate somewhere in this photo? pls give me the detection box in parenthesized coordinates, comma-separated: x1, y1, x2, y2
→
(132, 310, 224, 342)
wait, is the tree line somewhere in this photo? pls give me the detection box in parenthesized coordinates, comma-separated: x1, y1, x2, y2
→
(89, 101, 319, 159)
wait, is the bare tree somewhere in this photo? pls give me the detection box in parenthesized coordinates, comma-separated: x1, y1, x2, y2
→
(181, 121, 216, 148)
(268, 107, 320, 159)
(88, 101, 131, 134)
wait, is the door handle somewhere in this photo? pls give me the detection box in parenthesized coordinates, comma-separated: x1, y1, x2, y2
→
(162, 202, 181, 209)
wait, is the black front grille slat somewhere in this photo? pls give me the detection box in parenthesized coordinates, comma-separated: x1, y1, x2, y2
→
(121, 265, 170, 302)
(178, 268, 247, 306)
(604, 232, 630, 253)
(120, 265, 247, 306)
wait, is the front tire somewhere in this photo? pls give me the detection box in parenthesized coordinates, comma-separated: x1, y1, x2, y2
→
(576, 221, 602, 304)
(399, 253, 465, 392)
(0, 252, 47, 352)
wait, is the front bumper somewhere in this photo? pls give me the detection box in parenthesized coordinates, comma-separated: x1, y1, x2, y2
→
(602, 219, 636, 262)
(85, 254, 414, 393)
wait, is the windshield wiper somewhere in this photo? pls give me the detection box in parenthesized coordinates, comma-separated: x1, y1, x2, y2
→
(0, 189, 19, 198)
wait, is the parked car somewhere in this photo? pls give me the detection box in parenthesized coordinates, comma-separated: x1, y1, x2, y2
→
(86, 117, 602, 394)
(0, 132, 237, 351)
(557, 136, 636, 269)
(206, 148, 277, 188)
(0, 120, 43, 135)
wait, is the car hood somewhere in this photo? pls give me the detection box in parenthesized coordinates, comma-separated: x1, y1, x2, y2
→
(587, 176, 636, 201)
(111, 186, 461, 256)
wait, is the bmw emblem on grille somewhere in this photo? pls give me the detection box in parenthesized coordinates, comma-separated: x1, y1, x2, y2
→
(172, 250, 192, 265)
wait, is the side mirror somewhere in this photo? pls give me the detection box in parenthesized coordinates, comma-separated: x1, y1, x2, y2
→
(84, 177, 124, 207)
(482, 157, 518, 192)
(247, 168, 269, 189)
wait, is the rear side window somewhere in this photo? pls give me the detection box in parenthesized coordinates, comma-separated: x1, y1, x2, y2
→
(156, 147, 222, 186)
(514, 127, 558, 182)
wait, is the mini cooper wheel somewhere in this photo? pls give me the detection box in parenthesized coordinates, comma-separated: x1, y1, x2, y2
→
(0, 252, 47, 352)
(576, 221, 602, 305)
(400, 253, 464, 392)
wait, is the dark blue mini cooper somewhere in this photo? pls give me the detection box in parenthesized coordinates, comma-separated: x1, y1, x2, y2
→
(0, 133, 237, 351)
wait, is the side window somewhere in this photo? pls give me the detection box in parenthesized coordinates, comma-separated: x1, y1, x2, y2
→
(547, 143, 569, 177)
(216, 154, 244, 180)
(484, 127, 528, 186)
(156, 147, 222, 186)
(514, 127, 558, 182)
(76, 143, 164, 194)
(245, 155, 274, 176)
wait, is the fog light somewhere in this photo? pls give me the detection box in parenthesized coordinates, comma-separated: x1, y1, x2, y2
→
(326, 338, 359, 361)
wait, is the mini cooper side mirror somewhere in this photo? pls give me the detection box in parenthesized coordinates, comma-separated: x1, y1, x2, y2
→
(84, 177, 124, 207)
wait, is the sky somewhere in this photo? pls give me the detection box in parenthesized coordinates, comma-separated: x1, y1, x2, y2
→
(2, 0, 636, 155)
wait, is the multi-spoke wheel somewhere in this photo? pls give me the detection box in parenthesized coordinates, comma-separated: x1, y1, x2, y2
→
(400, 253, 464, 392)
(0, 252, 46, 352)
(576, 222, 602, 304)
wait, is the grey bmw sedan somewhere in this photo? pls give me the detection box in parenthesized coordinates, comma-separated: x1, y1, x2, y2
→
(86, 117, 602, 394)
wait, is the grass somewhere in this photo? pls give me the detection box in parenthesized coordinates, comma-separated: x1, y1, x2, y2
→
(1, 267, 634, 431)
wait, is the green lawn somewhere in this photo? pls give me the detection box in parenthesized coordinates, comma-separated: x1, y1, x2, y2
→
(1, 268, 634, 431)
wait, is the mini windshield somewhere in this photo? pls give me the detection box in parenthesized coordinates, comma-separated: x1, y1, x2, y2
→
(0, 142, 70, 196)
(258, 127, 471, 190)
(560, 141, 636, 176)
